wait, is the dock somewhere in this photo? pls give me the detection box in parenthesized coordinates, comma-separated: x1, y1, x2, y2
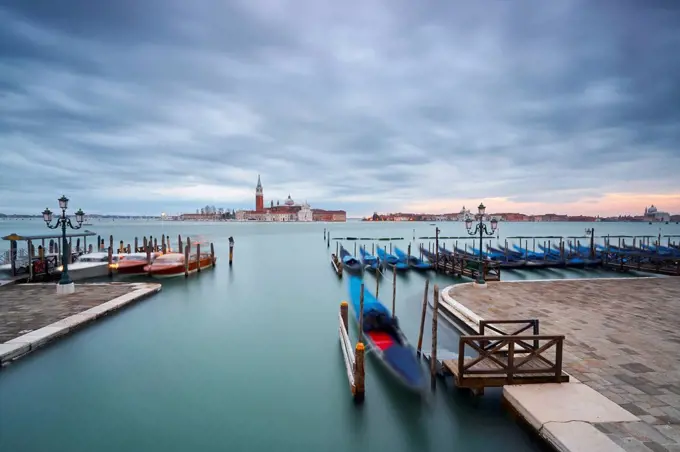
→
(420, 246, 501, 281)
(0, 282, 161, 366)
(437, 278, 680, 452)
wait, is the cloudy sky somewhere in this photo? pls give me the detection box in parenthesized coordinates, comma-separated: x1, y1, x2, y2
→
(1, 0, 679, 217)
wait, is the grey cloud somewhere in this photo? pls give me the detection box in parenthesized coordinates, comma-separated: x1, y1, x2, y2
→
(1, 0, 679, 215)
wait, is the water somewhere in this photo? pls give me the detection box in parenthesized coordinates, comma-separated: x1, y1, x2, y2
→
(1, 219, 678, 452)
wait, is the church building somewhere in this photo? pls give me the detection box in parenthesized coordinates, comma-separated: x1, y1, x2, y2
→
(235, 176, 346, 222)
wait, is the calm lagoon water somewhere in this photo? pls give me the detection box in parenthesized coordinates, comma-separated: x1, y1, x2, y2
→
(1, 219, 678, 452)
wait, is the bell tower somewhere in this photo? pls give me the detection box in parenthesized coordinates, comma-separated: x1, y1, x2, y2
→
(255, 175, 264, 212)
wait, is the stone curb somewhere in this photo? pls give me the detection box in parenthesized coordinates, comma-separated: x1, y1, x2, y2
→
(0, 283, 162, 367)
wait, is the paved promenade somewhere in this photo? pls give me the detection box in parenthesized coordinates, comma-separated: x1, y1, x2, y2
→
(448, 277, 680, 452)
(0, 283, 161, 366)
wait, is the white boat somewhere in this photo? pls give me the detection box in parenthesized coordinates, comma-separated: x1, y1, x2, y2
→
(55, 252, 122, 281)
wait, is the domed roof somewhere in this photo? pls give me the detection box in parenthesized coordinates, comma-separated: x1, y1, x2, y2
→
(285, 194, 294, 206)
(648, 205, 657, 213)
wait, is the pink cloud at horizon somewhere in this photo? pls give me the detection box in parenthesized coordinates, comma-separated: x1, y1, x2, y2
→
(402, 193, 680, 217)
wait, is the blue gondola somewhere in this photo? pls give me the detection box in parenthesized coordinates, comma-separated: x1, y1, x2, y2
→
(339, 245, 363, 274)
(394, 247, 431, 270)
(347, 276, 424, 392)
(376, 248, 409, 271)
(358, 246, 379, 272)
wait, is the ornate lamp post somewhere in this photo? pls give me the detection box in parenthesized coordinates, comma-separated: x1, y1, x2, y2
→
(465, 203, 498, 285)
(42, 195, 84, 291)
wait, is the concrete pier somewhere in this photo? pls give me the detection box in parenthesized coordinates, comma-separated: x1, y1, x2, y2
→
(440, 277, 680, 452)
(0, 282, 161, 366)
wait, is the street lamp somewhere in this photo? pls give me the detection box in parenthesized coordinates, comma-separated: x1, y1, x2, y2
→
(465, 203, 498, 285)
(43, 195, 85, 290)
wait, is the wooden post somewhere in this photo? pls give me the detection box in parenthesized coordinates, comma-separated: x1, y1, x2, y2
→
(336, 241, 339, 256)
(143, 237, 148, 256)
(184, 237, 191, 277)
(324, 228, 326, 240)
(109, 235, 113, 255)
(359, 283, 365, 343)
(196, 243, 201, 272)
(340, 301, 348, 331)
(389, 242, 392, 254)
(133, 237, 138, 253)
(153, 237, 158, 253)
(407, 243, 411, 257)
(375, 266, 380, 299)
(417, 279, 429, 356)
(431, 284, 439, 388)
(96, 235, 101, 251)
(119, 240, 124, 253)
(391, 265, 397, 319)
(162, 235, 166, 254)
(146, 241, 151, 268)
(107, 246, 113, 277)
(178, 235, 183, 254)
(354, 242, 357, 256)
(372, 243, 374, 254)
(327, 234, 330, 248)
(229, 236, 234, 266)
(435, 228, 440, 271)
(76, 238, 81, 253)
(353, 342, 365, 402)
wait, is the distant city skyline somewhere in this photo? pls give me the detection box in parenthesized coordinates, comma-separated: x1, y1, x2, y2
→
(1, 2, 679, 218)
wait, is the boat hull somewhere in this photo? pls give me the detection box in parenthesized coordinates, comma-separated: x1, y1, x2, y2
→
(144, 257, 214, 278)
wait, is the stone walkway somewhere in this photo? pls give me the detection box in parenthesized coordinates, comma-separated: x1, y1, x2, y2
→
(449, 278, 680, 452)
(0, 283, 139, 343)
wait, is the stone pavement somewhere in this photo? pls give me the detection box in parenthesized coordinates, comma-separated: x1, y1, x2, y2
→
(0, 283, 139, 342)
(449, 278, 680, 452)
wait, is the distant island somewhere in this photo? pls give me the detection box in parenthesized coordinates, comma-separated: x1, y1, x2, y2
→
(362, 205, 679, 223)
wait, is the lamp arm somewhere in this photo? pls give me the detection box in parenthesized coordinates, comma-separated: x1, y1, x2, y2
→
(46, 218, 62, 230)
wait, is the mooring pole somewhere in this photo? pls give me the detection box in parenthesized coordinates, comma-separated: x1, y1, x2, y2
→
(391, 267, 397, 319)
(417, 279, 429, 356)
(229, 236, 234, 266)
(431, 284, 439, 389)
(359, 283, 365, 343)
(435, 227, 440, 271)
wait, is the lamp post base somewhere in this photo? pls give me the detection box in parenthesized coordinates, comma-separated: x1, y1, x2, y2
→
(473, 281, 488, 289)
(56, 282, 75, 295)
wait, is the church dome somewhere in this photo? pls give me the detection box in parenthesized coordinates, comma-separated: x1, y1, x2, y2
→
(648, 205, 657, 213)
(285, 194, 295, 206)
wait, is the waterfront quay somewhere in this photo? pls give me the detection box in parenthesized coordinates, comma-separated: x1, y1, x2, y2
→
(0, 282, 161, 366)
(440, 277, 680, 452)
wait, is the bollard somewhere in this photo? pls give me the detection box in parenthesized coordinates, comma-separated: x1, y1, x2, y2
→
(353, 342, 365, 402)
(340, 301, 348, 331)
(417, 279, 429, 356)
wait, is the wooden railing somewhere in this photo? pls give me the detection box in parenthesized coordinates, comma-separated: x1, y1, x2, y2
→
(479, 319, 540, 352)
(457, 334, 565, 384)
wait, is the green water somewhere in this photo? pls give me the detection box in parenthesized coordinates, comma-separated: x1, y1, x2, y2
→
(1, 219, 677, 452)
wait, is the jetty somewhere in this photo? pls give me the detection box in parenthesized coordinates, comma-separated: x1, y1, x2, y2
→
(0, 282, 161, 367)
(432, 278, 680, 452)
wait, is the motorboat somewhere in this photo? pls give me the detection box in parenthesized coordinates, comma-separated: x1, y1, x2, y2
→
(144, 252, 215, 278)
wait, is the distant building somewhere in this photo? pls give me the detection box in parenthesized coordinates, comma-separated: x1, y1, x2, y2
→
(235, 176, 345, 222)
(644, 205, 670, 222)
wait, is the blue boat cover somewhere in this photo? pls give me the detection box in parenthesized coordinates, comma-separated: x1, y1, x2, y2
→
(348, 276, 390, 320)
(383, 345, 425, 387)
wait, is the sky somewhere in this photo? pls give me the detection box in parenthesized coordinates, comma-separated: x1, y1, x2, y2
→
(1, 0, 679, 217)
